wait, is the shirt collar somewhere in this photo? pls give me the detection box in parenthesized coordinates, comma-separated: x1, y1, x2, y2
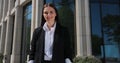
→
(43, 22, 56, 32)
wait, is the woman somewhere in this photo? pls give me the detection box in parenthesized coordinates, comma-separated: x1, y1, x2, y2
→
(28, 3, 73, 63)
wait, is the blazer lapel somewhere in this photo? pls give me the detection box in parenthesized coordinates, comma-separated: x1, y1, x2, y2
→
(53, 22, 60, 51)
(52, 23, 63, 63)
(38, 29, 45, 52)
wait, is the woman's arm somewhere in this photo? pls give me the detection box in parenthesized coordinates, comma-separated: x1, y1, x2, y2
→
(29, 28, 40, 60)
(29, 29, 37, 60)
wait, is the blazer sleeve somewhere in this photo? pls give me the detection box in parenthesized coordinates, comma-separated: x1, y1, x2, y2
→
(64, 28, 73, 61)
(29, 28, 40, 60)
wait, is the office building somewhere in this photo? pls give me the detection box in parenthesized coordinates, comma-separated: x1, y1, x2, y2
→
(0, 0, 120, 63)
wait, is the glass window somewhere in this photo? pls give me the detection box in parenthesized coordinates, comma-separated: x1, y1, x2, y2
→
(90, 3, 103, 58)
(10, 15, 15, 55)
(90, 0, 120, 63)
(102, 4, 120, 45)
(102, 3, 120, 63)
(45, 0, 76, 57)
(21, 2, 32, 63)
(90, 0, 99, 2)
(102, 0, 119, 3)
(46, 0, 53, 3)
(90, 3, 102, 37)
(102, 4, 120, 17)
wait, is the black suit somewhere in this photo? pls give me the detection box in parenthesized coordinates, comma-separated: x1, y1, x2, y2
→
(29, 23, 73, 63)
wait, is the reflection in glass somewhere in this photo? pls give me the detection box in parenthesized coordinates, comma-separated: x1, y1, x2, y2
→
(102, 4, 120, 17)
(90, 0, 120, 63)
(102, 3, 120, 63)
(102, 15, 120, 63)
(102, 0, 119, 3)
(21, 3, 32, 63)
(90, 3, 102, 37)
(46, 0, 53, 3)
(90, 3, 103, 59)
(90, 0, 119, 3)
(90, 0, 99, 2)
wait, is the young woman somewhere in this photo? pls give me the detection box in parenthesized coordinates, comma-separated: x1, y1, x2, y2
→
(28, 3, 73, 63)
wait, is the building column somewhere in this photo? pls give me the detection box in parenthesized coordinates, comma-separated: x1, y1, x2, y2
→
(0, 22, 7, 54)
(8, 0, 14, 14)
(3, 16, 13, 63)
(0, 0, 8, 53)
(10, 6, 23, 63)
(0, 0, 3, 21)
(84, 0, 92, 56)
(31, 0, 36, 38)
(75, 0, 91, 56)
(3, 0, 15, 62)
(0, 0, 4, 53)
(35, 0, 44, 27)
(2, 0, 8, 20)
(31, 0, 44, 38)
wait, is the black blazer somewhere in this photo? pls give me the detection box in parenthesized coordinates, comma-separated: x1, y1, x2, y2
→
(29, 22, 73, 63)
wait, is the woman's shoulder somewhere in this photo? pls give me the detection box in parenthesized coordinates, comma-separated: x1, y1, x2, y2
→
(34, 26, 43, 33)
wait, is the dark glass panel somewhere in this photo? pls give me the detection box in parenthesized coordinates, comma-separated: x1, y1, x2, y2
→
(90, 3, 102, 37)
(102, 0, 119, 3)
(101, 3, 120, 63)
(90, 3, 103, 59)
(102, 4, 120, 45)
(102, 4, 120, 18)
(45, 0, 53, 3)
(90, 0, 99, 2)
(22, 3, 32, 63)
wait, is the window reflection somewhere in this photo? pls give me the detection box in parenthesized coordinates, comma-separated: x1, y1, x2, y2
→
(90, 0, 120, 63)
(46, 0, 53, 3)
(102, 15, 120, 63)
(102, 4, 120, 17)
(102, 0, 119, 3)
(90, 0, 99, 2)
(21, 2, 32, 63)
(90, 3, 102, 37)
(90, 3, 103, 59)
(102, 4, 120, 63)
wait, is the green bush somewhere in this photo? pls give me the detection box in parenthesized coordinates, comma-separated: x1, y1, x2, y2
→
(73, 56, 102, 63)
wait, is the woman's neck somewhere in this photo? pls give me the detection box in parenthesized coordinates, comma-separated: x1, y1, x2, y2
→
(46, 21, 55, 29)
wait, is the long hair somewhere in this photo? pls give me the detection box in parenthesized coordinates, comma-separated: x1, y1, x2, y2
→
(41, 3, 59, 26)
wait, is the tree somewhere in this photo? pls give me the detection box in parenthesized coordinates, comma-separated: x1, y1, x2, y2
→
(102, 14, 120, 58)
(102, 15, 120, 44)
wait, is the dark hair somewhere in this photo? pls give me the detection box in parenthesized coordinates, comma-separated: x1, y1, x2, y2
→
(41, 3, 59, 26)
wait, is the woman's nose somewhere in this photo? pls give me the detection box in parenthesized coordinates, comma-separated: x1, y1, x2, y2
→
(47, 13, 51, 17)
(48, 13, 51, 15)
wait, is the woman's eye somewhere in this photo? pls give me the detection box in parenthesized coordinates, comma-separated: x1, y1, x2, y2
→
(44, 12, 48, 14)
(50, 11, 53, 14)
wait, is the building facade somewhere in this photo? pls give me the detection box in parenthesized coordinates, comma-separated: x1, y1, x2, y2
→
(0, 0, 120, 63)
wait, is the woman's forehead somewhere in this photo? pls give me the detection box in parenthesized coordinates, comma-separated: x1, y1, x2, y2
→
(44, 6, 55, 11)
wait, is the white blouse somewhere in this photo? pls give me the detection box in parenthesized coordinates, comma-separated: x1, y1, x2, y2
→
(43, 22, 56, 61)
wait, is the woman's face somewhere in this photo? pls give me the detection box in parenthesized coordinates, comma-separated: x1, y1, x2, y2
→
(43, 6, 56, 22)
